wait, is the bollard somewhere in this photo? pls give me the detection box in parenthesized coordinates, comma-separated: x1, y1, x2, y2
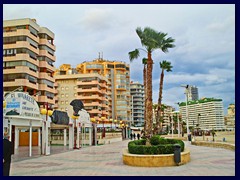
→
(173, 144, 181, 165)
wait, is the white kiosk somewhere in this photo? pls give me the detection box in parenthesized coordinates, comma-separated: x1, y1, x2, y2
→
(3, 92, 50, 157)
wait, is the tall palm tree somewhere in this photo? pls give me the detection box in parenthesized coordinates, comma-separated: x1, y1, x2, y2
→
(156, 60, 173, 134)
(129, 27, 175, 142)
(142, 58, 147, 133)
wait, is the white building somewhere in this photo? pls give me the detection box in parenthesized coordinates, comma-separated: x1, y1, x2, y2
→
(179, 97, 225, 130)
(187, 85, 199, 101)
(130, 82, 145, 127)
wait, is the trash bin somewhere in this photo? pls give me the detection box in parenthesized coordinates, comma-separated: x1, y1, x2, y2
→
(173, 144, 181, 164)
(188, 134, 192, 141)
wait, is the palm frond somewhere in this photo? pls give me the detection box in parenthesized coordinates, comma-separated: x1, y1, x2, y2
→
(128, 49, 140, 62)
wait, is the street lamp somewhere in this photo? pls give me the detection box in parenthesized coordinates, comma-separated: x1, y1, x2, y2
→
(101, 117, 105, 138)
(181, 84, 190, 137)
(40, 107, 53, 155)
(72, 115, 79, 149)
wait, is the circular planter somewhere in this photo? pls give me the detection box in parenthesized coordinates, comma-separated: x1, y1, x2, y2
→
(122, 148, 190, 167)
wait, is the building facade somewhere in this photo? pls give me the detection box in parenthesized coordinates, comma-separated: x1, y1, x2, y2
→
(75, 59, 131, 123)
(179, 98, 225, 130)
(54, 64, 110, 121)
(224, 104, 235, 130)
(187, 85, 199, 101)
(3, 18, 56, 109)
(130, 82, 145, 127)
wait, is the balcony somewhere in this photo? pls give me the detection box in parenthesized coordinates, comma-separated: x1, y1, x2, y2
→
(38, 95, 55, 104)
(38, 84, 55, 93)
(39, 39, 56, 51)
(3, 66, 38, 78)
(4, 79, 38, 89)
(39, 72, 54, 82)
(39, 61, 55, 72)
(4, 54, 39, 66)
(39, 50, 56, 61)
(4, 41, 39, 55)
(3, 29, 39, 43)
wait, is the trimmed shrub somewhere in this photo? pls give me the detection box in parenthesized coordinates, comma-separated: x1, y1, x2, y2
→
(128, 135, 185, 155)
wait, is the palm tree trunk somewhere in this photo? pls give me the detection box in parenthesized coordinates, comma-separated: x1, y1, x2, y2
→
(156, 69, 164, 134)
(145, 52, 153, 143)
(143, 65, 147, 136)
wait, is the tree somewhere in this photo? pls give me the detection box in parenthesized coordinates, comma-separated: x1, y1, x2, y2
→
(129, 27, 175, 143)
(156, 60, 173, 134)
(142, 58, 148, 131)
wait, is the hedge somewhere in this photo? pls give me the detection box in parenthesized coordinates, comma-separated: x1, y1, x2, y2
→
(128, 136, 185, 155)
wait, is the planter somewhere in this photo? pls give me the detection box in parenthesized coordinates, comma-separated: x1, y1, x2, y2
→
(122, 148, 190, 167)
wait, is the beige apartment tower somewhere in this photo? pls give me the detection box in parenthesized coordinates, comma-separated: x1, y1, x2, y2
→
(55, 59, 131, 123)
(54, 64, 110, 121)
(3, 18, 56, 109)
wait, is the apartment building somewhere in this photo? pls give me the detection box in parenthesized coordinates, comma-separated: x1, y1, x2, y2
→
(224, 104, 235, 130)
(3, 18, 56, 109)
(130, 82, 145, 127)
(187, 85, 199, 101)
(179, 98, 225, 130)
(54, 64, 110, 121)
(76, 59, 131, 123)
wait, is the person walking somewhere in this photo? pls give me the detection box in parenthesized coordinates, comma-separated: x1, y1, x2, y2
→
(3, 132, 14, 176)
(137, 133, 140, 140)
(130, 133, 133, 140)
(133, 133, 136, 140)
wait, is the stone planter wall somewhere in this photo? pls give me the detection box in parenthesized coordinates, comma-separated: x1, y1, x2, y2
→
(191, 141, 235, 151)
(122, 148, 190, 167)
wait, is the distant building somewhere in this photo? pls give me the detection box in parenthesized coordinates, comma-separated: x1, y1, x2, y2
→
(54, 64, 110, 121)
(55, 59, 131, 125)
(75, 59, 131, 123)
(179, 97, 225, 130)
(187, 85, 199, 101)
(3, 18, 56, 109)
(224, 104, 235, 130)
(130, 82, 145, 127)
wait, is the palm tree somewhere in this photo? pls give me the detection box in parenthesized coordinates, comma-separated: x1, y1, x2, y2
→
(156, 60, 173, 134)
(129, 27, 175, 142)
(142, 58, 148, 133)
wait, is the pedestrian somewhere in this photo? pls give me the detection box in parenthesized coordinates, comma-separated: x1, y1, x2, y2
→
(133, 133, 136, 140)
(130, 133, 133, 140)
(137, 133, 140, 140)
(3, 131, 14, 176)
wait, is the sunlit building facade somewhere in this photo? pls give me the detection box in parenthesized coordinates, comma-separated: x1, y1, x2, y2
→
(75, 59, 131, 123)
(3, 18, 56, 109)
(54, 64, 110, 121)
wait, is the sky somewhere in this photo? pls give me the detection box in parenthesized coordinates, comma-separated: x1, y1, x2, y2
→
(3, 4, 235, 114)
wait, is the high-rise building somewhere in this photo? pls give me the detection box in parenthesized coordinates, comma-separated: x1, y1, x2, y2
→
(187, 85, 199, 101)
(3, 18, 56, 109)
(76, 59, 131, 123)
(54, 64, 110, 121)
(224, 104, 235, 130)
(179, 98, 225, 130)
(130, 82, 145, 127)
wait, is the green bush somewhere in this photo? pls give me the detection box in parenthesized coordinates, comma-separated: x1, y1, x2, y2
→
(150, 135, 161, 145)
(128, 135, 185, 155)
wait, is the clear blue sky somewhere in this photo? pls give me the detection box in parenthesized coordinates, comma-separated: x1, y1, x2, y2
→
(3, 4, 235, 114)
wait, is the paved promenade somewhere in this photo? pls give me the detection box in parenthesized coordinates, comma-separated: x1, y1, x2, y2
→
(10, 140, 235, 176)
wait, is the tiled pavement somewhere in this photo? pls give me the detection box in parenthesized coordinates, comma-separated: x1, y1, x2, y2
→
(10, 140, 235, 176)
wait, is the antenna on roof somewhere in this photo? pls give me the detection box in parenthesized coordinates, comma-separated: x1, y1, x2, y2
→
(98, 52, 101, 59)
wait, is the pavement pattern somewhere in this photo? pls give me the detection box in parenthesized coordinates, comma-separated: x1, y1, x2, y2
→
(10, 140, 235, 176)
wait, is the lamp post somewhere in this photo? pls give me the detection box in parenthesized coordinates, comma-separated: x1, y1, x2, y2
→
(40, 107, 53, 155)
(101, 117, 105, 138)
(181, 85, 190, 137)
(90, 118, 97, 146)
(72, 115, 79, 149)
(110, 118, 113, 130)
